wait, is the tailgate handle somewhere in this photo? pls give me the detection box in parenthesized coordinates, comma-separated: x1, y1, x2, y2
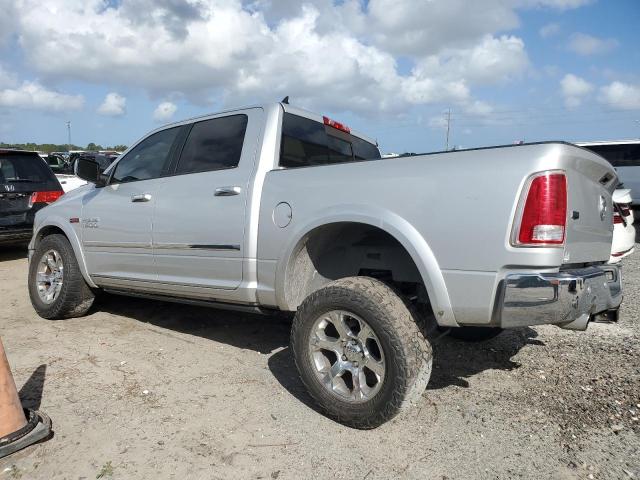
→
(131, 193, 152, 203)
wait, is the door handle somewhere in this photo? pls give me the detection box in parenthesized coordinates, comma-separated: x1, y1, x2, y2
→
(214, 186, 241, 196)
(131, 193, 152, 202)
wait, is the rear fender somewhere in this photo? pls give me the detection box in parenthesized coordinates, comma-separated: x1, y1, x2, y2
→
(275, 205, 458, 327)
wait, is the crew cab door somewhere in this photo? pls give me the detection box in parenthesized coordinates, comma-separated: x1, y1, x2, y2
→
(81, 126, 182, 283)
(152, 108, 263, 291)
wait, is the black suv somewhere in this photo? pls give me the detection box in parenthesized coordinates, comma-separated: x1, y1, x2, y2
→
(0, 150, 64, 245)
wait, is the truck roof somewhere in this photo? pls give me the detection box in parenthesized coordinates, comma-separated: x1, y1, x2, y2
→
(157, 102, 378, 147)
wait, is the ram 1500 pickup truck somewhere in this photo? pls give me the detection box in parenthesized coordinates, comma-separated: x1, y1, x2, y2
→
(28, 102, 622, 428)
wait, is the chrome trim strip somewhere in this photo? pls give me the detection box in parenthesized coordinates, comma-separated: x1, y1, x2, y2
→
(153, 243, 241, 251)
(91, 274, 234, 290)
(83, 241, 152, 248)
(83, 242, 240, 251)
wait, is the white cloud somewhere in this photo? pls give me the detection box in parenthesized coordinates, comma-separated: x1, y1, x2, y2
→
(0, 80, 84, 112)
(153, 101, 177, 121)
(598, 81, 640, 110)
(560, 73, 593, 108)
(0, 65, 18, 89)
(4, 0, 540, 116)
(539, 23, 560, 38)
(97, 92, 126, 116)
(366, 0, 520, 57)
(0, 0, 17, 47)
(568, 33, 618, 56)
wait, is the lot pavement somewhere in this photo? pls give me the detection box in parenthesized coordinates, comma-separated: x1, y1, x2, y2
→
(0, 244, 638, 479)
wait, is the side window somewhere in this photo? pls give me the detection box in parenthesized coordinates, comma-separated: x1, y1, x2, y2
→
(176, 115, 248, 175)
(111, 127, 180, 183)
(0, 158, 16, 181)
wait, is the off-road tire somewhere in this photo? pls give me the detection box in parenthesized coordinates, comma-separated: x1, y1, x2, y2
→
(28, 234, 95, 319)
(448, 326, 503, 342)
(290, 277, 432, 429)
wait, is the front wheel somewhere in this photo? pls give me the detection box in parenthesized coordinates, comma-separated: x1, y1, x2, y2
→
(28, 234, 95, 319)
(290, 277, 432, 429)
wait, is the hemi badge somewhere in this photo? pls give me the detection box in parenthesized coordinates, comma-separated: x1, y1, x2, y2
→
(69, 217, 80, 223)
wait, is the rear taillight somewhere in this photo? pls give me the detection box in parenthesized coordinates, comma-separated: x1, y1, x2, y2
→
(613, 203, 631, 224)
(29, 190, 64, 207)
(515, 172, 567, 246)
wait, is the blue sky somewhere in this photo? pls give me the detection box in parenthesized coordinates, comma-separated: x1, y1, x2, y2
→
(0, 0, 638, 153)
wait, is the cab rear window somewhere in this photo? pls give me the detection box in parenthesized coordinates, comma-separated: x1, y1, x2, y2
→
(279, 113, 380, 168)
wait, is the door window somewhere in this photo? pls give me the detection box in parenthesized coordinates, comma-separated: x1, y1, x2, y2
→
(176, 115, 248, 175)
(111, 127, 180, 183)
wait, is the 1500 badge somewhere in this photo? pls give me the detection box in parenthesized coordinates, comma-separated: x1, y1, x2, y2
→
(83, 218, 100, 228)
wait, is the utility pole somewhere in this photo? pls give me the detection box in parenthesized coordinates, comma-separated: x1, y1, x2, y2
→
(66, 121, 71, 151)
(445, 108, 451, 151)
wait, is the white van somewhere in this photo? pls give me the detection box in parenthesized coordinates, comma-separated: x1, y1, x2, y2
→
(578, 140, 640, 207)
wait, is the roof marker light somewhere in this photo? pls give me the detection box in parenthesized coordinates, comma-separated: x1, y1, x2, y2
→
(323, 116, 351, 133)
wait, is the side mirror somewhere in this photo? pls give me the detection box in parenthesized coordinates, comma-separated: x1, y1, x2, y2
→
(75, 157, 107, 186)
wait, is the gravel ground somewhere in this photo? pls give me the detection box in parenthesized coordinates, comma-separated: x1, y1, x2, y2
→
(0, 242, 638, 479)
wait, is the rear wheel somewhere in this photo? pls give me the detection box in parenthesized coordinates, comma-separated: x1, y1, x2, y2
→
(291, 277, 432, 429)
(28, 234, 95, 319)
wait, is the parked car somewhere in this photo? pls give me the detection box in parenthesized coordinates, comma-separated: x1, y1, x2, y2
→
(578, 140, 640, 208)
(28, 103, 622, 428)
(1, 150, 64, 245)
(43, 153, 87, 193)
(54, 174, 88, 193)
(45, 153, 72, 174)
(610, 189, 635, 263)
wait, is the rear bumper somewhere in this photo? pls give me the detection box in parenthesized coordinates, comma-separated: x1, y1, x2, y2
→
(498, 265, 622, 330)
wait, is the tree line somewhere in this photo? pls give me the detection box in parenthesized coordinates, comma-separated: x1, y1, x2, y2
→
(0, 142, 128, 153)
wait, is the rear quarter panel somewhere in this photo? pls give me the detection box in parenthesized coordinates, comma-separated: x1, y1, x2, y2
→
(257, 142, 616, 324)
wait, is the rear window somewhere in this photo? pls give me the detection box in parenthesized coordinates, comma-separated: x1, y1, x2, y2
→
(279, 113, 380, 168)
(582, 144, 640, 168)
(0, 154, 57, 188)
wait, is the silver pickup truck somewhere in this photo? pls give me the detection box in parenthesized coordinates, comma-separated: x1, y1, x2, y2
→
(28, 102, 622, 428)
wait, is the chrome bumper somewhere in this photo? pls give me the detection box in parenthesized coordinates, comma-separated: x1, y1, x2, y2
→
(498, 265, 622, 330)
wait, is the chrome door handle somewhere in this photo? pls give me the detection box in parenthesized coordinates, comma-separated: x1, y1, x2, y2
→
(214, 186, 241, 196)
(131, 193, 152, 202)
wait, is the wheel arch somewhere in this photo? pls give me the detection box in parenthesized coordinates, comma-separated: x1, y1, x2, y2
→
(31, 219, 97, 288)
(275, 208, 457, 327)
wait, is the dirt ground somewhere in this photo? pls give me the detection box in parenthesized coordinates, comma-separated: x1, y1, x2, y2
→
(0, 242, 638, 480)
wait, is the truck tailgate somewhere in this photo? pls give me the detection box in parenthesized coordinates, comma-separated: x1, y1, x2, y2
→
(563, 145, 617, 264)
